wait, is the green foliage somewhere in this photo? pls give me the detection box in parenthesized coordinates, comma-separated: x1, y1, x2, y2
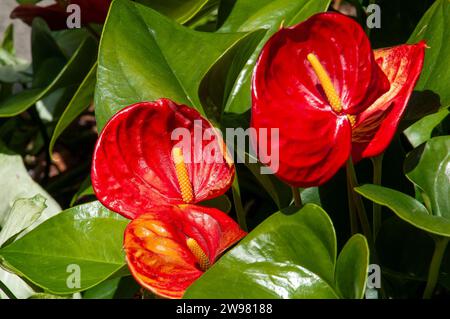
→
(0, 201, 128, 295)
(0, 0, 449, 300)
(185, 204, 368, 299)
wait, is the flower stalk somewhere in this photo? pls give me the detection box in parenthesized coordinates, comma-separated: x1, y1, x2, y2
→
(232, 176, 248, 232)
(291, 187, 303, 208)
(346, 157, 373, 244)
(423, 236, 449, 299)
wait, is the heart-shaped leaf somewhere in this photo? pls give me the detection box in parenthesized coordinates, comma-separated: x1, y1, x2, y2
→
(0, 201, 128, 294)
(184, 204, 369, 299)
(94, 0, 261, 130)
(404, 107, 449, 148)
(356, 184, 450, 238)
(408, 0, 450, 108)
(404, 136, 450, 218)
(336, 234, 369, 299)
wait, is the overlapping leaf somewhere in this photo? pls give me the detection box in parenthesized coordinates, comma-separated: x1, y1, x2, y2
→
(217, 0, 331, 116)
(0, 201, 128, 294)
(136, 0, 219, 24)
(357, 137, 450, 237)
(404, 136, 449, 218)
(49, 63, 97, 155)
(184, 204, 369, 299)
(0, 20, 97, 117)
(94, 0, 263, 129)
(0, 146, 61, 299)
(408, 0, 450, 108)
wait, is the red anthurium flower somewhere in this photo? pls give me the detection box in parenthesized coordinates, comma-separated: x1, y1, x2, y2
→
(92, 99, 235, 219)
(251, 12, 425, 187)
(124, 204, 246, 299)
(10, 0, 111, 30)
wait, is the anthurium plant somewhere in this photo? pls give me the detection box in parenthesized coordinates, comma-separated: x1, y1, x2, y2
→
(0, 0, 448, 300)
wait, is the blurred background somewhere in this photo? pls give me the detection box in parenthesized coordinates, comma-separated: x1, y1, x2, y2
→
(1, 0, 40, 60)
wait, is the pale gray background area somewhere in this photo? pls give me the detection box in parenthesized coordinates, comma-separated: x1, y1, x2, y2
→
(0, 0, 54, 61)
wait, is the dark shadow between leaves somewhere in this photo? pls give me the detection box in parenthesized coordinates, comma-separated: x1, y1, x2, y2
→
(198, 29, 265, 124)
(400, 90, 441, 130)
(280, 204, 302, 216)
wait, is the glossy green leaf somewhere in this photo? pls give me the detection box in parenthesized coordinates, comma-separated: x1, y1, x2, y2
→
(404, 107, 449, 148)
(95, 0, 261, 130)
(0, 201, 128, 294)
(49, 63, 97, 155)
(0, 26, 97, 117)
(404, 136, 450, 218)
(336, 234, 369, 299)
(218, 0, 331, 115)
(408, 0, 450, 108)
(199, 29, 265, 121)
(356, 184, 450, 237)
(136, 0, 218, 24)
(184, 204, 369, 299)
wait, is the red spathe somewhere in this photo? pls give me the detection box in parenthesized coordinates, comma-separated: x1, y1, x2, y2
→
(124, 205, 246, 299)
(251, 12, 425, 187)
(92, 99, 235, 219)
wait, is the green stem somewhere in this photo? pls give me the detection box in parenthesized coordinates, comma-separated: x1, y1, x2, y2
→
(346, 157, 373, 244)
(423, 237, 449, 299)
(0, 280, 17, 299)
(231, 176, 248, 232)
(371, 154, 383, 238)
(291, 187, 303, 208)
(346, 172, 359, 235)
(29, 106, 51, 185)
